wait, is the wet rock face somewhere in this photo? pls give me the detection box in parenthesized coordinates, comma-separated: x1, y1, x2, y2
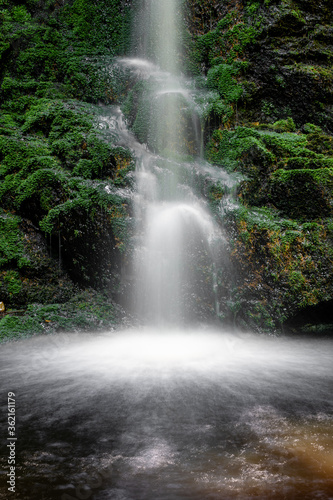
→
(0, 0, 134, 330)
(56, 206, 123, 289)
(0, 216, 75, 308)
(186, 0, 333, 132)
(184, 0, 333, 331)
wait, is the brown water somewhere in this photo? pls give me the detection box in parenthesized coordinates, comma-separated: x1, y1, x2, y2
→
(0, 328, 332, 499)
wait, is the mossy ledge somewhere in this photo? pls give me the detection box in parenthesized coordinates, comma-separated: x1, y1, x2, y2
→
(205, 123, 333, 332)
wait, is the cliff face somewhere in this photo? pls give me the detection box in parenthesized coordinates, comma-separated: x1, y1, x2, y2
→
(185, 0, 333, 331)
(1, 0, 333, 338)
(186, 0, 333, 130)
(0, 0, 133, 337)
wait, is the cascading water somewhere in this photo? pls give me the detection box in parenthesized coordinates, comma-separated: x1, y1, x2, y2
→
(0, 2, 333, 500)
(131, 0, 180, 74)
(123, 0, 225, 326)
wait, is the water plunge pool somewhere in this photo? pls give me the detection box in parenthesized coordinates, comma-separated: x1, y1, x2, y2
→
(1, 328, 332, 499)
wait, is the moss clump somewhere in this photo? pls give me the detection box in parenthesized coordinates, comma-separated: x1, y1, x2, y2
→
(0, 289, 123, 342)
(0, 315, 44, 341)
(3, 270, 22, 295)
(206, 63, 245, 104)
(207, 124, 333, 219)
(0, 211, 28, 268)
(271, 117, 296, 132)
(189, 9, 259, 70)
(206, 126, 275, 172)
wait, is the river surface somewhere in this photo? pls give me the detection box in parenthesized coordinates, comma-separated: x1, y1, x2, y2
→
(1, 328, 333, 499)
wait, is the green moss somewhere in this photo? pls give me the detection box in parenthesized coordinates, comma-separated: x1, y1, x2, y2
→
(303, 123, 323, 134)
(63, 0, 131, 54)
(3, 270, 22, 294)
(271, 117, 296, 132)
(0, 289, 121, 342)
(206, 63, 244, 103)
(289, 270, 306, 292)
(206, 127, 275, 171)
(226, 204, 333, 328)
(191, 9, 260, 71)
(0, 315, 44, 340)
(0, 212, 27, 267)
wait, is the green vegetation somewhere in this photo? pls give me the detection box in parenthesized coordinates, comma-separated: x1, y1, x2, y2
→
(190, 9, 260, 69)
(206, 62, 246, 104)
(205, 116, 333, 330)
(0, 289, 121, 341)
(225, 204, 333, 330)
(0, 0, 133, 340)
(207, 124, 333, 219)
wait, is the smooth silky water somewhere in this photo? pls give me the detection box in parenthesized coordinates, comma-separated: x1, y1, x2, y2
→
(1, 1, 333, 499)
(0, 330, 333, 499)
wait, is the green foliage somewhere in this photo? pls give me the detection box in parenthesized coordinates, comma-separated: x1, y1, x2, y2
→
(303, 123, 323, 134)
(63, 0, 131, 53)
(0, 315, 44, 340)
(206, 127, 275, 170)
(0, 289, 121, 341)
(0, 1, 135, 318)
(0, 1, 131, 107)
(271, 117, 296, 132)
(226, 204, 333, 326)
(3, 270, 22, 294)
(206, 63, 244, 103)
(208, 124, 333, 220)
(245, 2, 260, 16)
(0, 212, 27, 267)
(261, 100, 278, 117)
(191, 9, 259, 71)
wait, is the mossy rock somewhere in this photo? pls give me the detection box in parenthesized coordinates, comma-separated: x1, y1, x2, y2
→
(0, 289, 123, 342)
(222, 205, 333, 331)
(206, 127, 275, 172)
(0, 215, 76, 307)
(269, 168, 333, 219)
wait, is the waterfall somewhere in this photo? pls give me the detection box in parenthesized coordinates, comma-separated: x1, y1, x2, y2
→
(131, 0, 181, 74)
(2, 6, 333, 500)
(119, 0, 225, 326)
